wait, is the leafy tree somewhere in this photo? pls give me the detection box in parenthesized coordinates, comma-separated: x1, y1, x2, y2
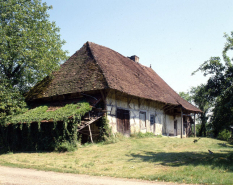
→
(179, 92, 192, 103)
(0, 0, 67, 92)
(0, 78, 27, 121)
(190, 85, 211, 137)
(0, 0, 67, 119)
(193, 31, 233, 137)
(179, 85, 211, 137)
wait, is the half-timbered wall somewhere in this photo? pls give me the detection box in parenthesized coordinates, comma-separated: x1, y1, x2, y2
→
(106, 89, 186, 137)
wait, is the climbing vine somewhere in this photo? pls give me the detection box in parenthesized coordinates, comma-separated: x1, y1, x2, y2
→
(0, 102, 91, 152)
(3, 102, 91, 125)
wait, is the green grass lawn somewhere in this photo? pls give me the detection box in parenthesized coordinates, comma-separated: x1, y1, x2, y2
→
(0, 137, 233, 184)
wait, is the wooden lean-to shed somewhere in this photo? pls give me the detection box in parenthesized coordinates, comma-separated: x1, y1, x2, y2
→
(26, 42, 202, 139)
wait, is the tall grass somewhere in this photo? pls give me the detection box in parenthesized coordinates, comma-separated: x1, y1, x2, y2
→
(0, 137, 232, 184)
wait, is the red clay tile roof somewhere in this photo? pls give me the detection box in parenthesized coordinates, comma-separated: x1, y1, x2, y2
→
(26, 42, 201, 113)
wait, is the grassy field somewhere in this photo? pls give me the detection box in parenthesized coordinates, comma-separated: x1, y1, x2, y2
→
(0, 136, 233, 184)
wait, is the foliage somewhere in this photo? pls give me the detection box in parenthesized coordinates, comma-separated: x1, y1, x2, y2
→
(195, 124, 202, 137)
(0, 79, 27, 119)
(179, 85, 211, 137)
(0, 102, 91, 152)
(192, 31, 233, 137)
(178, 92, 192, 103)
(90, 116, 125, 144)
(55, 140, 77, 152)
(98, 116, 125, 144)
(130, 132, 156, 138)
(0, 0, 67, 92)
(217, 129, 232, 141)
(191, 86, 211, 137)
(97, 116, 112, 140)
(103, 132, 125, 144)
(3, 102, 91, 125)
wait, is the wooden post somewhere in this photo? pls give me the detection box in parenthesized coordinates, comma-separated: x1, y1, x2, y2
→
(100, 90, 107, 116)
(181, 108, 183, 139)
(88, 124, 93, 143)
(194, 113, 196, 138)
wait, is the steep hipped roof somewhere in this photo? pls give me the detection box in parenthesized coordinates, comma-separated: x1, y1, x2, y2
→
(26, 42, 201, 113)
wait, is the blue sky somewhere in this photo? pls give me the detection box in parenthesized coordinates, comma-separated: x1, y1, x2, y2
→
(42, 0, 233, 93)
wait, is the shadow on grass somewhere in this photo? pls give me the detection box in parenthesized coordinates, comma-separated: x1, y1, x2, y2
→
(217, 142, 233, 148)
(0, 148, 53, 155)
(128, 150, 233, 171)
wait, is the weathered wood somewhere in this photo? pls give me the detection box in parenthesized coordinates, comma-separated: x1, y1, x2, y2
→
(127, 95, 133, 109)
(77, 115, 102, 131)
(115, 90, 117, 107)
(163, 105, 176, 112)
(182, 114, 192, 116)
(181, 108, 183, 139)
(117, 109, 130, 136)
(173, 113, 191, 116)
(100, 90, 106, 104)
(88, 124, 93, 143)
(138, 98, 144, 109)
(194, 113, 196, 138)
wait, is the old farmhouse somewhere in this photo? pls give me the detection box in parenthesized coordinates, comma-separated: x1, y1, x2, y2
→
(26, 42, 202, 139)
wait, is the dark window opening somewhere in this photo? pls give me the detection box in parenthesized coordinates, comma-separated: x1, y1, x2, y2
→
(150, 115, 155, 125)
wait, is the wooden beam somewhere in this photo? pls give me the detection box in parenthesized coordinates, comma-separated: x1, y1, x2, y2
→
(181, 108, 183, 139)
(100, 90, 107, 116)
(77, 115, 102, 131)
(88, 124, 93, 143)
(127, 95, 133, 109)
(173, 113, 192, 116)
(100, 90, 106, 104)
(115, 90, 117, 107)
(163, 105, 176, 112)
(138, 98, 145, 109)
(194, 113, 196, 138)
(163, 104, 171, 110)
(182, 114, 192, 116)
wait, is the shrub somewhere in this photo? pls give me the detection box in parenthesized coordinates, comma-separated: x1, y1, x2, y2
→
(131, 132, 155, 138)
(217, 129, 231, 141)
(195, 124, 202, 137)
(103, 132, 125, 144)
(55, 141, 77, 152)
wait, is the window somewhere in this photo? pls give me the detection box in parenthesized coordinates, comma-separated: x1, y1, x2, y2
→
(150, 114, 155, 133)
(150, 114, 155, 125)
(139, 112, 146, 128)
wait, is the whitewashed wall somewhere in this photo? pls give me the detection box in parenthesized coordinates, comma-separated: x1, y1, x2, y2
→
(163, 115, 186, 137)
(106, 90, 186, 137)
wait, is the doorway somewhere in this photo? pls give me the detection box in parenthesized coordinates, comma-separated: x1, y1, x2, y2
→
(174, 120, 177, 136)
(117, 109, 130, 135)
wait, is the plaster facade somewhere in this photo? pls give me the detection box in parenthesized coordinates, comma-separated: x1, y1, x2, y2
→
(106, 90, 186, 137)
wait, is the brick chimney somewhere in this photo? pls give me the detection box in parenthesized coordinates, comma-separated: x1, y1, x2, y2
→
(128, 55, 139, 63)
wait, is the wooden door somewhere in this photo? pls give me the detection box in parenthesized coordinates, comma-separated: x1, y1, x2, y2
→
(117, 109, 130, 135)
(174, 120, 177, 136)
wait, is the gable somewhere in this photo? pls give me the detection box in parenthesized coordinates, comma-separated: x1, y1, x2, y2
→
(26, 43, 108, 101)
